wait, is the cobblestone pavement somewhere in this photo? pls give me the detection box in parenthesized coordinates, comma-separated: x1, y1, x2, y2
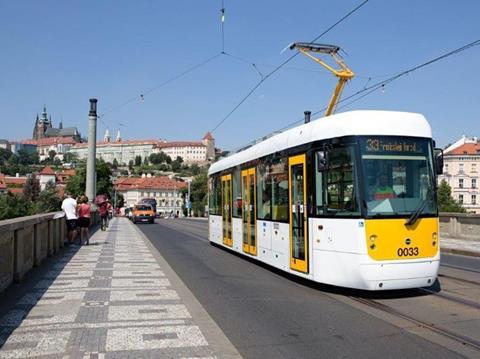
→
(0, 218, 239, 358)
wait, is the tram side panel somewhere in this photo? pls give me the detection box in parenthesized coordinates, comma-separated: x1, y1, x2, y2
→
(257, 220, 273, 266)
(310, 218, 368, 288)
(209, 215, 223, 245)
(232, 217, 243, 252)
(271, 222, 289, 270)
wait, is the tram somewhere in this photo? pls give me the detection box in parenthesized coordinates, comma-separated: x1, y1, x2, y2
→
(207, 110, 443, 290)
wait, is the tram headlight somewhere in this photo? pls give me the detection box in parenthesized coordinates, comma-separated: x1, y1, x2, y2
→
(432, 232, 437, 246)
(369, 235, 377, 242)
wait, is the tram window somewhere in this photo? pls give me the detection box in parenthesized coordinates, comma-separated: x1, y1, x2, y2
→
(208, 175, 221, 215)
(271, 158, 289, 221)
(315, 152, 325, 215)
(232, 168, 242, 218)
(325, 147, 360, 215)
(257, 158, 289, 221)
(257, 163, 271, 220)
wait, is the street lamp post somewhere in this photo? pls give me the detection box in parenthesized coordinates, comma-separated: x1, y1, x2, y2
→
(187, 180, 191, 217)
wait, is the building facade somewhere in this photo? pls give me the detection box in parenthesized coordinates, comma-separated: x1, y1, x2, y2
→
(70, 131, 158, 165)
(0, 139, 10, 151)
(115, 175, 187, 216)
(21, 136, 78, 161)
(154, 132, 215, 165)
(439, 136, 480, 213)
(69, 131, 216, 166)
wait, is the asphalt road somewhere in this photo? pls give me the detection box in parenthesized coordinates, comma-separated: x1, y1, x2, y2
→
(138, 218, 477, 359)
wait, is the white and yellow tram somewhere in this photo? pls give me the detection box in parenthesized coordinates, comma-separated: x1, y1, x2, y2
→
(208, 110, 443, 291)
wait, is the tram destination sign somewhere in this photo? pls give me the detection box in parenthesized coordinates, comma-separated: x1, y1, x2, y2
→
(361, 137, 427, 155)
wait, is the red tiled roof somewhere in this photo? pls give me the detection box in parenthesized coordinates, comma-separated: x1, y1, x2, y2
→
(5, 176, 28, 186)
(21, 136, 79, 146)
(447, 143, 480, 155)
(0, 174, 6, 190)
(155, 141, 205, 149)
(115, 176, 187, 191)
(202, 132, 214, 140)
(39, 166, 55, 175)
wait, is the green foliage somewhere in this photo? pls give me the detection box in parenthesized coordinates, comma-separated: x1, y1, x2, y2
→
(128, 160, 134, 170)
(134, 155, 142, 166)
(191, 164, 200, 175)
(115, 193, 125, 208)
(63, 152, 79, 164)
(437, 180, 466, 213)
(0, 148, 13, 164)
(48, 150, 57, 161)
(17, 148, 39, 165)
(65, 159, 113, 198)
(0, 192, 32, 220)
(23, 174, 40, 202)
(190, 168, 208, 216)
(112, 158, 119, 169)
(36, 182, 62, 213)
(149, 152, 169, 164)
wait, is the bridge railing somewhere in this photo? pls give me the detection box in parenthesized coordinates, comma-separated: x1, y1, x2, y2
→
(0, 211, 100, 293)
(439, 212, 480, 241)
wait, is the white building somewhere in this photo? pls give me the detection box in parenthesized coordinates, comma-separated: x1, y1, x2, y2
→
(69, 130, 216, 166)
(38, 166, 57, 190)
(116, 174, 187, 216)
(439, 135, 480, 213)
(154, 132, 215, 165)
(69, 130, 158, 164)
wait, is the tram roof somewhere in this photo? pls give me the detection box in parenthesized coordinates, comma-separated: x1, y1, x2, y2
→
(209, 110, 432, 175)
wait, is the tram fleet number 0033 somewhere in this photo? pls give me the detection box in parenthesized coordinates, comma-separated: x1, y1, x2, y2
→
(397, 247, 419, 257)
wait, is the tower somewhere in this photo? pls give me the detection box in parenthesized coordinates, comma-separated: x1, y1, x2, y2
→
(104, 128, 111, 143)
(115, 129, 121, 142)
(32, 106, 53, 140)
(202, 132, 215, 161)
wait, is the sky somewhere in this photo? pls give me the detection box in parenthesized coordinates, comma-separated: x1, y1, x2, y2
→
(0, 0, 479, 150)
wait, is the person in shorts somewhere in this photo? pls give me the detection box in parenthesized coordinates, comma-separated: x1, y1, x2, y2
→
(62, 193, 78, 245)
(77, 195, 91, 245)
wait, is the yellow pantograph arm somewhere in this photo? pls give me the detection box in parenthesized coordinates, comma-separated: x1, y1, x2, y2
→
(296, 46, 354, 116)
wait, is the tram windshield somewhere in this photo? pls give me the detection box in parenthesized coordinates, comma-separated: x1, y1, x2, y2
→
(358, 136, 437, 218)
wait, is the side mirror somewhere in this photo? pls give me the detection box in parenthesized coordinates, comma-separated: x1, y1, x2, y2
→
(434, 148, 443, 175)
(316, 151, 329, 171)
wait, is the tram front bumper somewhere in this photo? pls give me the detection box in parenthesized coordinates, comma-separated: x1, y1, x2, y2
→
(359, 258, 440, 290)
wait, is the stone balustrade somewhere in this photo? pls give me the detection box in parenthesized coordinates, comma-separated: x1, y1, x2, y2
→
(0, 211, 99, 293)
(439, 212, 480, 240)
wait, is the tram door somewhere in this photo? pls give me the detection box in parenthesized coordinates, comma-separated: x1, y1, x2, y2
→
(289, 154, 308, 273)
(241, 168, 257, 255)
(221, 174, 233, 247)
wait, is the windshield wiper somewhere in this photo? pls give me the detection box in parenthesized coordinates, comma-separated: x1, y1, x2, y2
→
(405, 199, 428, 226)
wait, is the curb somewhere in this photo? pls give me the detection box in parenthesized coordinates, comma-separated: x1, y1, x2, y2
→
(441, 247, 480, 258)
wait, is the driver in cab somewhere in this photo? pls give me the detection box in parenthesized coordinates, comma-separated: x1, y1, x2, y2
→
(373, 173, 396, 200)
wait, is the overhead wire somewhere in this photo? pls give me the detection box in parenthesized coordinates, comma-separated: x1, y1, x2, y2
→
(274, 38, 480, 133)
(209, 0, 370, 133)
(98, 52, 222, 120)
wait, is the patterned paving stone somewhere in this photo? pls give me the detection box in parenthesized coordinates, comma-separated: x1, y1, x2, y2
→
(0, 218, 220, 358)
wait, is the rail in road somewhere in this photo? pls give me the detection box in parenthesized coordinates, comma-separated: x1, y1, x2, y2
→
(140, 217, 480, 359)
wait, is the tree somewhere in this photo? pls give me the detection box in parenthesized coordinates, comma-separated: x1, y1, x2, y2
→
(36, 182, 62, 213)
(23, 174, 40, 202)
(0, 193, 31, 220)
(65, 159, 113, 198)
(135, 155, 142, 166)
(165, 155, 172, 165)
(112, 158, 119, 169)
(437, 180, 466, 213)
(115, 193, 125, 208)
(175, 156, 183, 164)
(17, 148, 38, 165)
(48, 150, 57, 162)
(63, 152, 79, 164)
(128, 160, 134, 170)
(191, 164, 200, 175)
(0, 148, 13, 165)
(190, 169, 208, 216)
(149, 152, 169, 164)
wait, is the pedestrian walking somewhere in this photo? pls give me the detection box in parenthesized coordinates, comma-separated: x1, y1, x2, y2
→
(61, 193, 78, 245)
(95, 194, 109, 231)
(77, 195, 91, 245)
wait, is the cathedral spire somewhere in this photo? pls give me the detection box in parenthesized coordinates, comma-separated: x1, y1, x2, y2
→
(104, 128, 111, 143)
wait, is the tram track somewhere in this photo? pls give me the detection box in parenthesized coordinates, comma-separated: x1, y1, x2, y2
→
(350, 296, 480, 352)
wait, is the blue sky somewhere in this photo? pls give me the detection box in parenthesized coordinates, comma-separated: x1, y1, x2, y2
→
(1, 0, 479, 150)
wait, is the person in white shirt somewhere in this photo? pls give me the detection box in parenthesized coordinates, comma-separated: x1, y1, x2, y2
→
(61, 193, 78, 245)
